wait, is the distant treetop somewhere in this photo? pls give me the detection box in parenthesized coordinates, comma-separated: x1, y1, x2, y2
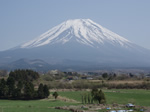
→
(9, 69, 39, 81)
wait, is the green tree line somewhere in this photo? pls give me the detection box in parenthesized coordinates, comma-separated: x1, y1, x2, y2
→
(0, 69, 49, 100)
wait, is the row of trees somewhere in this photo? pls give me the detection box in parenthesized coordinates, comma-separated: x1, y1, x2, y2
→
(0, 69, 49, 100)
(44, 79, 150, 90)
(81, 89, 106, 104)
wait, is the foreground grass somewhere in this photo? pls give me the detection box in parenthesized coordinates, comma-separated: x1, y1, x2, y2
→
(58, 89, 150, 106)
(0, 99, 74, 112)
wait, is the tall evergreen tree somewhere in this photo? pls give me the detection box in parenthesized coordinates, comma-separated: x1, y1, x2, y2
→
(37, 83, 44, 98)
(43, 85, 50, 98)
(23, 82, 34, 99)
(7, 77, 15, 96)
(0, 78, 8, 97)
(14, 81, 23, 98)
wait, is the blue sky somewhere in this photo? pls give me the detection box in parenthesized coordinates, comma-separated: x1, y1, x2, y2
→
(0, 0, 150, 51)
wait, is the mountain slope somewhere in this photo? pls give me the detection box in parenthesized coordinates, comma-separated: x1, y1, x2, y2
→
(0, 19, 150, 71)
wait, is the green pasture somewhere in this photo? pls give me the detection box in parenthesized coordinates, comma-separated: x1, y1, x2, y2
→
(0, 100, 73, 112)
(58, 89, 150, 106)
(0, 89, 149, 112)
(105, 89, 150, 106)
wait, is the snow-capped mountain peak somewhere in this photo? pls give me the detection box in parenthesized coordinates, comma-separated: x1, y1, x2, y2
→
(1, 19, 150, 71)
(20, 19, 131, 48)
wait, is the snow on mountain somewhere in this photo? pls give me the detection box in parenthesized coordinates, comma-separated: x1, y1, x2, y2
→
(20, 19, 132, 49)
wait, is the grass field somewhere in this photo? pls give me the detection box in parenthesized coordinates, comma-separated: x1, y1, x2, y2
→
(58, 89, 150, 106)
(0, 89, 149, 112)
(0, 99, 74, 112)
(105, 89, 150, 106)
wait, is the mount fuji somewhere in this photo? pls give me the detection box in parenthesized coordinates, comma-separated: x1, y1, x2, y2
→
(0, 19, 150, 71)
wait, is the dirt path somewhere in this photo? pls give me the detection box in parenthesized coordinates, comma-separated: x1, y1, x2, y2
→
(57, 96, 80, 103)
(40, 94, 80, 103)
